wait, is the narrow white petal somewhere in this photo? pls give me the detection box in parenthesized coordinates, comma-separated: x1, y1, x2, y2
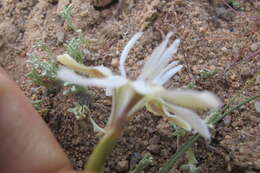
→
(155, 39, 181, 74)
(146, 99, 191, 131)
(105, 88, 113, 96)
(138, 32, 173, 80)
(164, 103, 210, 139)
(112, 84, 137, 120)
(109, 84, 146, 123)
(57, 67, 126, 88)
(131, 80, 153, 95)
(120, 32, 143, 77)
(146, 99, 165, 116)
(57, 53, 76, 65)
(152, 61, 179, 84)
(57, 54, 113, 78)
(153, 65, 183, 85)
(157, 89, 222, 109)
(94, 66, 113, 76)
(158, 61, 180, 75)
(162, 107, 192, 131)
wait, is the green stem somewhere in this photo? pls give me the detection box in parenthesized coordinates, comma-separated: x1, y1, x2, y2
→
(84, 129, 121, 172)
(209, 94, 260, 124)
(84, 91, 142, 172)
(159, 94, 260, 173)
(159, 135, 200, 173)
(132, 153, 153, 173)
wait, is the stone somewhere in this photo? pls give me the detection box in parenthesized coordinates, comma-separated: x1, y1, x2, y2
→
(149, 136, 160, 145)
(221, 47, 228, 53)
(116, 160, 129, 172)
(92, 0, 113, 7)
(250, 42, 259, 52)
(47, 0, 58, 4)
(129, 152, 142, 169)
(56, 31, 65, 44)
(0, 21, 18, 48)
(215, 7, 235, 22)
(148, 144, 160, 154)
(255, 101, 260, 113)
(111, 58, 119, 67)
(157, 120, 172, 136)
(223, 115, 231, 126)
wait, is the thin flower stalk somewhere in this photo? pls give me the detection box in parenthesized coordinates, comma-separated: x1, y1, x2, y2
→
(57, 32, 221, 172)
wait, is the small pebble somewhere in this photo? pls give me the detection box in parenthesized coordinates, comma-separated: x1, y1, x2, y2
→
(255, 101, 260, 113)
(47, 0, 58, 4)
(93, 0, 113, 7)
(231, 81, 240, 88)
(215, 7, 235, 21)
(130, 152, 142, 169)
(116, 160, 129, 172)
(147, 144, 160, 154)
(80, 10, 89, 17)
(157, 120, 172, 136)
(111, 58, 119, 67)
(56, 31, 65, 44)
(221, 47, 228, 53)
(223, 116, 231, 126)
(250, 42, 259, 51)
(149, 136, 160, 145)
(230, 73, 237, 80)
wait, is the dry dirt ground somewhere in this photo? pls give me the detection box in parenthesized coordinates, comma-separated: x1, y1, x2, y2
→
(0, 0, 259, 173)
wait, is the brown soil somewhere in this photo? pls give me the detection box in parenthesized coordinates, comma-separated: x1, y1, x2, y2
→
(0, 0, 259, 172)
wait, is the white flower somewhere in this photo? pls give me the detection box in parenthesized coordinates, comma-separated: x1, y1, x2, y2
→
(57, 32, 221, 139)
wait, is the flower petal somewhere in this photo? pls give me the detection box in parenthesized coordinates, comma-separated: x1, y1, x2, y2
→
(154, 60, 179, 78)
(105, 84, 147, 132)
(119, 32, 143, 77)
(156, 39, 180, 73)
(105, 88, 113, 96)
(131, 80, 154, 95)
(162, 107, 192, 131)
(106, 84, 145, 130)
(57, 54, 112, 78)
(153, 65, 183, 85)
(146, 99, 165, 116)
(138, 32, 173, 80)
(94, 66, 113, 77)
(146, 99, 191, 131)
(113, 84, 136, 118)
(57, 67, 126, 88)
(157, 89, 222, 109)
(164, 103, 210, 139)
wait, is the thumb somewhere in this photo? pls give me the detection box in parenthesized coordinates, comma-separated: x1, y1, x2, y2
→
(0, 68, 73, 173)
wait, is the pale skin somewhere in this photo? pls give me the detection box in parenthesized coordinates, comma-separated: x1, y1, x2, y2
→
(0, 67, 91, 173)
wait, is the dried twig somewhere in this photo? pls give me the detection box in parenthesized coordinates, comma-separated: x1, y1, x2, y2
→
(222, 0, 239, 14)
(223, 48, 260, 74)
